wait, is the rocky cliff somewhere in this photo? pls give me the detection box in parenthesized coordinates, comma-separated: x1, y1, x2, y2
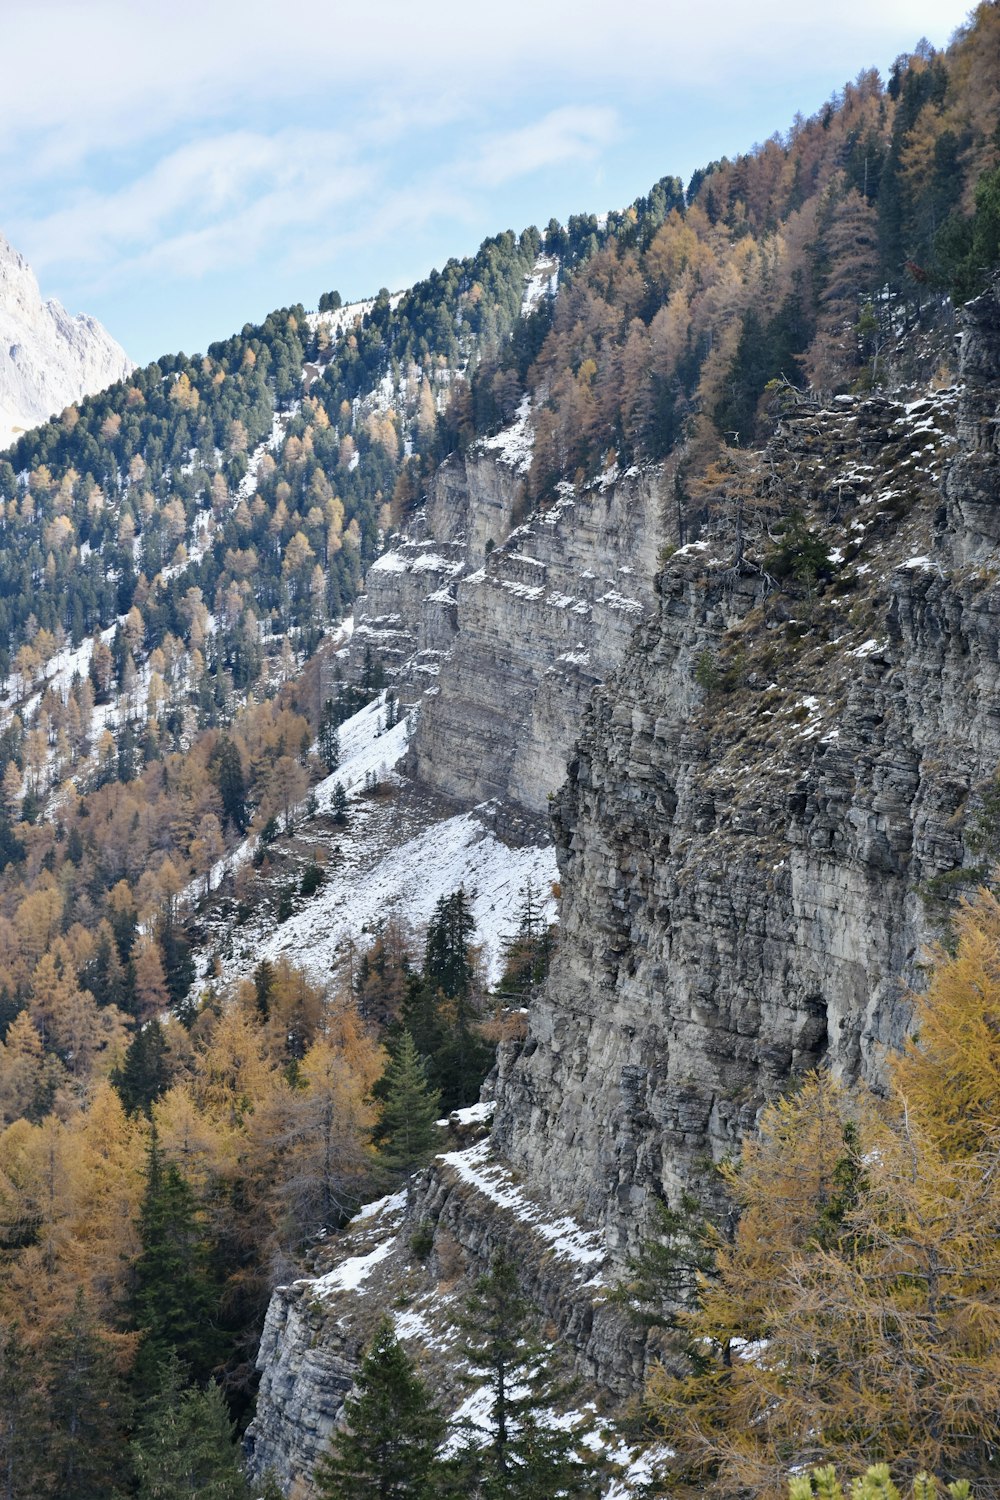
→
(494, 372, 982, 1256)
(250, 293, 1000, 1491)
(350, 403, 665, 819)
(0, 232, 132, 450)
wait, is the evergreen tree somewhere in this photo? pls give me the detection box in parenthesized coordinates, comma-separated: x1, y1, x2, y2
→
(332, 780, 349, 823)
(432, 996, 492, 1115)
(44, 1289, 132, 1500)
(0, 1325, 51, 1500)
(789, 1466, 971, 1500)
(453, 1250, 604, 1498)
(319, 700, 341, 773)
(424, 889, 475, 999)
(314, 1318, 445, 1500)
(131, 1353, 249, 1500)
(373, 1030, 441, 1177)
(158, 913, 196, 1023)
(214, 736, 247, 834)
(111, 1019, 172, 1116)
(133, 1130, 220, 1383)
(418, 888, 491, 1111)
(253, 958, 276, 1021)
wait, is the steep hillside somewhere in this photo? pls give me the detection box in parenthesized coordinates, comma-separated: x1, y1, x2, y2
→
(0, 232, 132, 450)
(248, 291, 976, 1494)
(4, 11, 1000, 1497)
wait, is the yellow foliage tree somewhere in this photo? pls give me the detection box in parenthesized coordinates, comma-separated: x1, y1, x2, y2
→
(647, 890, 1000, 1495)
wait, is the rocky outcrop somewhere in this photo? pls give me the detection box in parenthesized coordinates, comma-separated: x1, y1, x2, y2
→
(349, 420, 665, 819)
(0, 232, 133, 450)
(247, 1109, 643, 1493)
(252, 306, 1000, 1492)
(494, 379, 979, 1258)
(412, 464, 662, 815)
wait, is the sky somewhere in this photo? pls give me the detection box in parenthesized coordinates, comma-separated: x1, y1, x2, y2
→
(0, 0, 975, 366)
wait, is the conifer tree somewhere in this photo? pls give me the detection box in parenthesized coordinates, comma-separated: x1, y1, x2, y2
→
(44, 1289, 132, 1500)
(318, 700, 341, 773)
(314, 1318, 445, 1500)
(453, 1250, 604, 1498)
(424, 889, 475, 999)
(0, 1324, 51, 1500)
(373, 1030, 441, 1178)
(133, 1130, 220, 1383)
(131, 1353, 249, 1500)
(111, 1018, 172, 1116)
(214, 736, 247, 834)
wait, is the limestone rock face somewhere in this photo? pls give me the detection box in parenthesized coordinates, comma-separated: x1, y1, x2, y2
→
(250, 299, 1000, 1492)
(494, 380, 982, 1258)
(0, 233, 133, 450)
(350, 429, 665, 818)
(247, 1113, 644, 1493)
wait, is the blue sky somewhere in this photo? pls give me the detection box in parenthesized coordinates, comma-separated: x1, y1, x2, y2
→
(0, 0, 973, 366)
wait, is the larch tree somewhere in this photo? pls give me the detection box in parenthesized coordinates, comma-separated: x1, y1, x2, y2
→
(647, 892, 1000, 1496)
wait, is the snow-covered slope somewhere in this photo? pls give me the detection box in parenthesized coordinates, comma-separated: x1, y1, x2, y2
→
(204, 694, 558, 993)
(0, 232, 133, 450)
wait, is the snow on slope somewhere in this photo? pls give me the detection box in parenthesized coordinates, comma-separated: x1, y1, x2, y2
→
(0, 232, 132, 450)
(212, 692, 558, 990)
(258, 802, 557, 986)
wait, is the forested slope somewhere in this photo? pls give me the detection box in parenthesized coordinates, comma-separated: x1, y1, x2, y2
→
(1, 7, 1000, 1495)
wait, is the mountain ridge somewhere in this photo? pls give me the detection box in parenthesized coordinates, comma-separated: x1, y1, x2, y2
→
(0, 231, 134, 450)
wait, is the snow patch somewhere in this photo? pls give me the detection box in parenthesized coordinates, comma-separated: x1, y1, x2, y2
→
(311, 1237, 395, 1297)
(437, 1140, 605, 1269)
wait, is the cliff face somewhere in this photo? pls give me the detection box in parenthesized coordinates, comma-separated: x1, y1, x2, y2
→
(250, 294, 1000, 1491)
(248, 1109, 644, 1494)
(494, 364, 991, 1256)
(0, 233, 133, 449)
(349, 412, 665, 818)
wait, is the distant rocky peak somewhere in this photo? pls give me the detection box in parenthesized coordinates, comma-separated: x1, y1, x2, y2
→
(0, 231, 133, 451)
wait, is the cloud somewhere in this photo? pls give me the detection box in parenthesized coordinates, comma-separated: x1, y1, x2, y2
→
(0, 0, 973, 359)
(475, 107, 620, 188)
(20, 129, 370, 282)
(16, 95, 622, 300)
(0, 0, 971, 181)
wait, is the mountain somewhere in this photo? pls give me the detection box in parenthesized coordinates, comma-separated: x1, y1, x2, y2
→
(1, 9, 1000, 1495)
(0, 232, 133, 449)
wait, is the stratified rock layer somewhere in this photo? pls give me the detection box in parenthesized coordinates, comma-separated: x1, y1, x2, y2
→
(350, 428, 665, 817)
(494, 366, 987, 1257)
(250, 292, 1000, 1492)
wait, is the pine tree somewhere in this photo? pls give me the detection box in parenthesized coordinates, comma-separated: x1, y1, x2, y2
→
(373, 1030, 441, 1178)
(44, 1289, 132, 1500)
(453, 1250, 604, 1498)
(133, 1130, 220, 1383)
(313, 1318, 445, 1500)
(131, 1353, 249, 1500)
(112, 1019, 172, 1116)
